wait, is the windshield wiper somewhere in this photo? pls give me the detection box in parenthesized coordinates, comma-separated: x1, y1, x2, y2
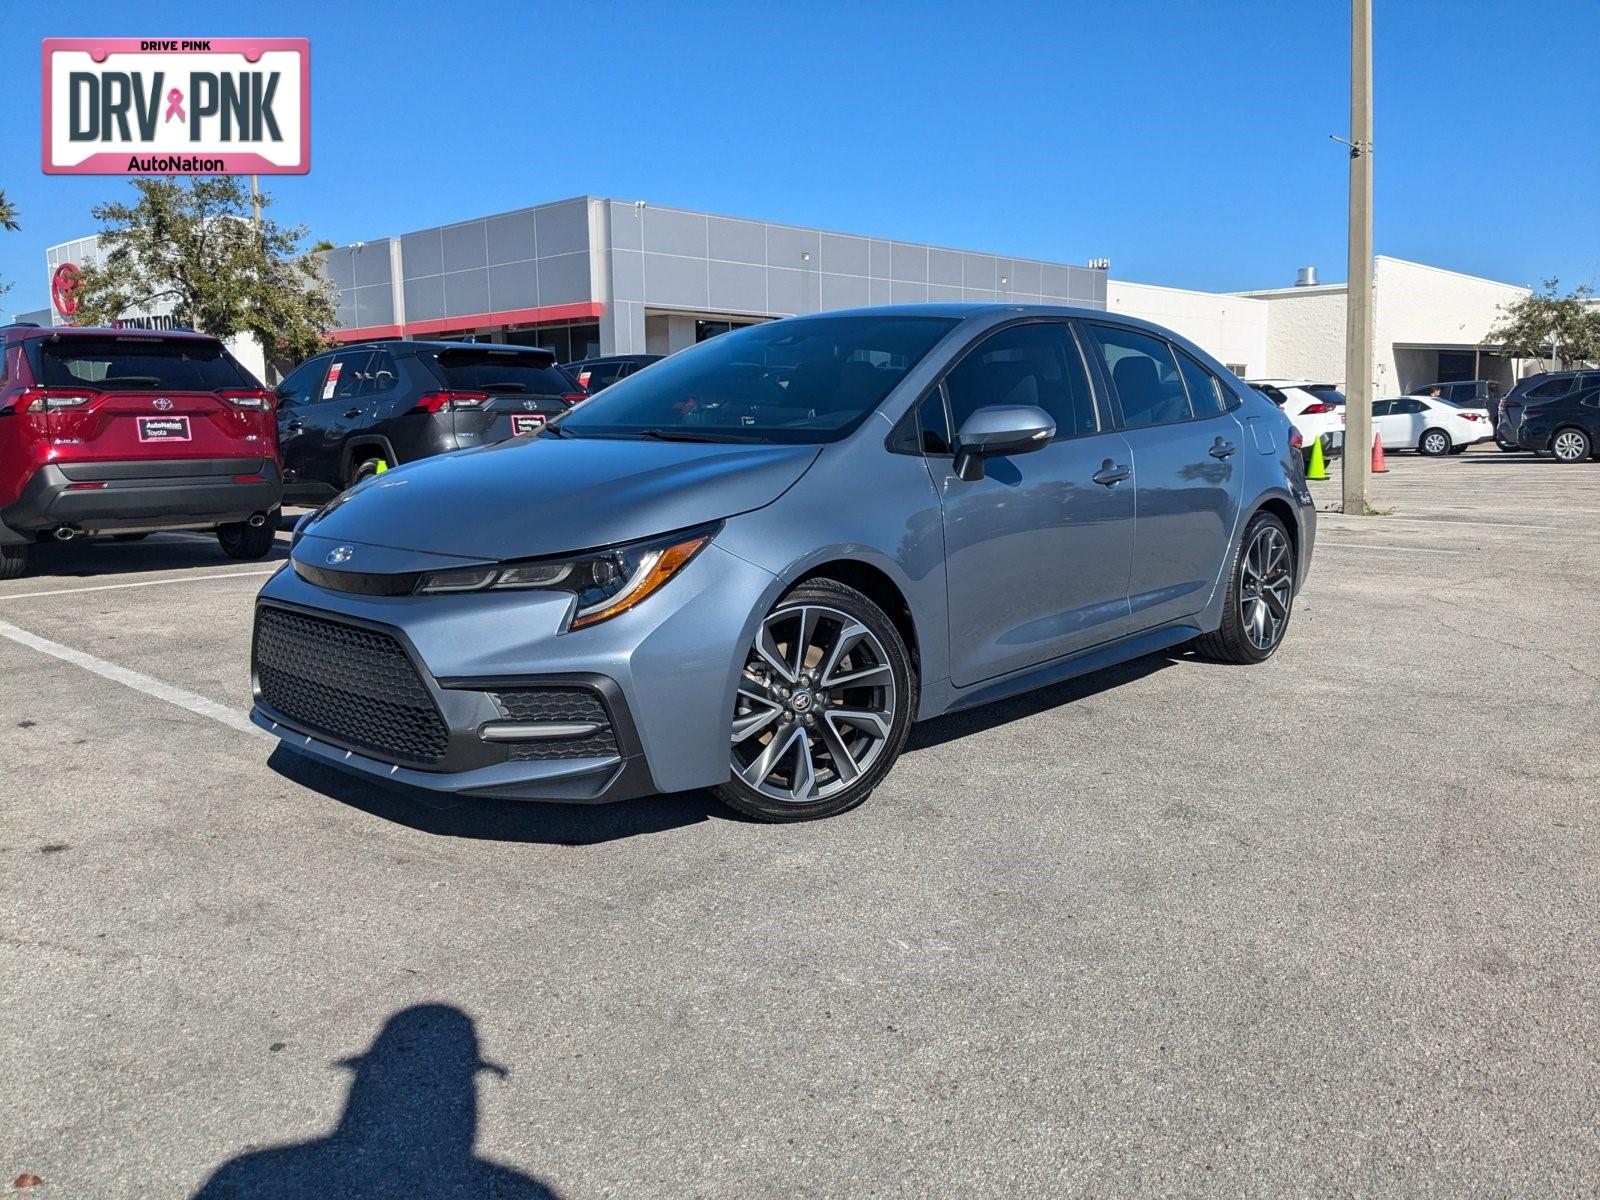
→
(636, 427, 774, 444)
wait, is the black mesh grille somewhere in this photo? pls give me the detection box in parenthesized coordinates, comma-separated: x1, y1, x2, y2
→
(491, 688, 620, 761)
(254, 606, 449, 764)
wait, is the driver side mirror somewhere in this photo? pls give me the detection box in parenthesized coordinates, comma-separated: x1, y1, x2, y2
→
(952, 405, 1056, 481)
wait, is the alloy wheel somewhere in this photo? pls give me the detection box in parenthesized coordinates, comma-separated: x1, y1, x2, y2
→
(1422, 430, 1449, 455)
(1239, 524, 1293, 653)
(730, 604, 897, 804)
(1552, 430, 1587, 462)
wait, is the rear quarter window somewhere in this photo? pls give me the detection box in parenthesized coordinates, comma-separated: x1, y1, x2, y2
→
(34, 337, 253, 390)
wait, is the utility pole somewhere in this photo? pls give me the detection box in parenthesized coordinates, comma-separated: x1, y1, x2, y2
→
(1341, 0, 1374, 515)
(250, 174, 262, 231)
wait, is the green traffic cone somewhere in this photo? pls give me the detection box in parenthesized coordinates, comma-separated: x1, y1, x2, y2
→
(1306, 434, 1327, 480)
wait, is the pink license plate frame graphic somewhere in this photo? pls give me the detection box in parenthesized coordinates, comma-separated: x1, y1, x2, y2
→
(42, 38, 311, 175)
(511, 414, 547, 436)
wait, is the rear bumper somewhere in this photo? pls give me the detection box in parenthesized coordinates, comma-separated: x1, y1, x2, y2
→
(3, 458, 282, 534)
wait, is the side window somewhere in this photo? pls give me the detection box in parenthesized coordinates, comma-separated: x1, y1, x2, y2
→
(944, 322, 1098, 441)
(1175, 349, 1226, 415)
(1088, 324, 1192, 429)
(1372, 400, 1393, 416)
(327, 350, 374, 401)
(1579, 372, 1600, 392)
(364, 349, 399, 395)
(586, 361, 626, 391)
(1401, 398, 1428, 414)
(275, 357, 326, 407)
(1527, 377, 1572, 400)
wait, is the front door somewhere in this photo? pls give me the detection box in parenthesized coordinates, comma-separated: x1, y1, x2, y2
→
(1082, 323, 1245, 632)
(926, 320, 1136, 688)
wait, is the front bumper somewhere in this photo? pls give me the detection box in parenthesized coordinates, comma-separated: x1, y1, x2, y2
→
(3, 458, 282, 534)
(250, 540, 777, 804)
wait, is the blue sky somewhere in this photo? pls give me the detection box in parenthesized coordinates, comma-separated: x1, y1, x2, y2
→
(3, 0, 1597, 315)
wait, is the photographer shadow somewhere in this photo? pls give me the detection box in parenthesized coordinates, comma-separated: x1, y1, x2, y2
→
(193, 1004, 560, 1199)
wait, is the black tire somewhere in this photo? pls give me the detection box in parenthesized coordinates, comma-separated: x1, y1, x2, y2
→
(216, 512, 279, 560)
(346, 455, 385, 488)
(1193, 510, 1296, 665)
(1418, 427, 1452, 457)
(112, 532, 149, 542)
(713, 578, 917, 823)
(1550, 427, 1592, 464)
(1495, 434, 1519, 452)
(0, 543, 28, 580)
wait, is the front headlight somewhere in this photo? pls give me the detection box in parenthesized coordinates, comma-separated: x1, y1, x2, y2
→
(414, 524, 718, 629)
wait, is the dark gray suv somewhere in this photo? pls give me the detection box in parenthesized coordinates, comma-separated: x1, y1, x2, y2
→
(274, 341, 584, 501)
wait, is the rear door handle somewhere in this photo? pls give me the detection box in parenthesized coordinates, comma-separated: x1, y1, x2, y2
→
(1209, 438, 1239, 459)
(285, 419, 304, 432)
(343, 408, 363, 419)
(1092, 460, 1131, 486)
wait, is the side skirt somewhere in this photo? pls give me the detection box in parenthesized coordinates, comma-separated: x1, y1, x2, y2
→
(932, 624, 1203, 717)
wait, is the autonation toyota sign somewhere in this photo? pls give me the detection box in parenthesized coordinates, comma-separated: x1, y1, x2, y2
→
(42, 38, 309, 175)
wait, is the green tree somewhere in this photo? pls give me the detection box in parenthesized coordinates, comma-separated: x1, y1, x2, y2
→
(1489, 278, 1600, 367)
(0, 190, 18, 299)
(71, 177, 335, 365)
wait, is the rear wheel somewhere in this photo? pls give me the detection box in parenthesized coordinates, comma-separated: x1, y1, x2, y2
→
(713, 579, 915, 823)
(217, 513, 279, 560)
(346, 455, 386, 488)
(1551, 427, 1592, 463)
(1193, 511, 1295, 665)
(0, 543, 28, 580)
(1419, 427, 1452, 457)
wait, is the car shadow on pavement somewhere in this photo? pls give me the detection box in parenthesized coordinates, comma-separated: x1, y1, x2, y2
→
(905, 651, 1179, 752)
(268, 746, 729, 846)
(17, 531, 290, 581)
(192, 1003, 562, 1199)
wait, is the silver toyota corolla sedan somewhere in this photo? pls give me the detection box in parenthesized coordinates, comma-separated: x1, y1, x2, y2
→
(252, 305, 1315, 822)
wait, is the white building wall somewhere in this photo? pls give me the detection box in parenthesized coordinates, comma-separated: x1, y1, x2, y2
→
(1105, 281, 1268, 376)
(1372, 256, 1529, 395)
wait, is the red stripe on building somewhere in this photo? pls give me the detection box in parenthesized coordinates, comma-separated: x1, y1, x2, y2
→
(331, 302, 605, 343)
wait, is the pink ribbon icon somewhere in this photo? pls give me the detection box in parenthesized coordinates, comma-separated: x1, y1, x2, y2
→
(164, 88, 185, 123)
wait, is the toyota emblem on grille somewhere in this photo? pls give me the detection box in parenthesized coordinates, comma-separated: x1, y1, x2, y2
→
(152, 397, 173, 410)
(326, 545, 355, 566)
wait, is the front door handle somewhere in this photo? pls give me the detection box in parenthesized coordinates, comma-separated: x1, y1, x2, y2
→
(285, 419, 304, 432)
(1209, 437, 1239, 459)
(343, 408, 363, 419)
(1092, 460, 1131, 487)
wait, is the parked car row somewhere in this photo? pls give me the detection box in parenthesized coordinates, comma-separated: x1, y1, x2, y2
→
(1245, 379, 1346, 465)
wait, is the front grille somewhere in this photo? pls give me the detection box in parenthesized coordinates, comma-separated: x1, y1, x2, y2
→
(490, 687, 620, 761)
(254, 606, 450, 764)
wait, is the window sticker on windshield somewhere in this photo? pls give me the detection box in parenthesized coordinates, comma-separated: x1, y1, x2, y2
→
(322, 361, 343, 400)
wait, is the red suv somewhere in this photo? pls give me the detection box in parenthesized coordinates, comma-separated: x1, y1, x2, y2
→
(0, 324, 283, 578)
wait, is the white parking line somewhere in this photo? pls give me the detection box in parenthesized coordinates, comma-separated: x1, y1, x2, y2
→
(0, 618, 269, 740)
(0, 568, 277, 602)
(1318, 542, 1461, 555)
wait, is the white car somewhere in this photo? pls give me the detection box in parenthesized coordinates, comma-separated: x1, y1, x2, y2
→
(1372, 395, 1494, 456)
(1247, 379, 1347, 460)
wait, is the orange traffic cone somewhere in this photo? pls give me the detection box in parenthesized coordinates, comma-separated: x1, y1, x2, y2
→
(1371, 431, 1389, 474)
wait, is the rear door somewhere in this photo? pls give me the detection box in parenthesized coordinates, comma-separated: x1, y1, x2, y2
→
(1084, 323, 1245, 632)
(274, 356, 330, 490)
(30, 335, 272, 463)
(419, 346, 577, 443)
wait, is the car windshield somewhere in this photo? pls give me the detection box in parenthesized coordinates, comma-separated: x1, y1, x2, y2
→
(426, 347, 574, 395)
(35, 337, 252, 390)
(551, 315, 958, 444)
(1304, 386, 1346, 405)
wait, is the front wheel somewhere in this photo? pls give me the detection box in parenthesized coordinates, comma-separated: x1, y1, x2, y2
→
(713, 579, 916, 822)
(1193, 511, 1295, 665)
(1551, 427, 1592, 463)
(217, 513, 279, 560)
(1418, 427, 1452, 457)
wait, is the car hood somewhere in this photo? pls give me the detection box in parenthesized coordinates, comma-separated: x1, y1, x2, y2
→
(297, 434, 822, 562)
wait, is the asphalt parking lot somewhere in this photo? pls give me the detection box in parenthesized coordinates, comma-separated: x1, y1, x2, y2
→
(3, 449, 1597, 1197)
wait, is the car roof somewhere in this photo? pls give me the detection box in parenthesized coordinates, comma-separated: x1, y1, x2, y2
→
(1246, 378, 1337, 388)
(8, 324, 218, 343)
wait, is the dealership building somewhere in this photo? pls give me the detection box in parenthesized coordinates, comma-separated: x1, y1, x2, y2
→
(29, 194, 1541, 394)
